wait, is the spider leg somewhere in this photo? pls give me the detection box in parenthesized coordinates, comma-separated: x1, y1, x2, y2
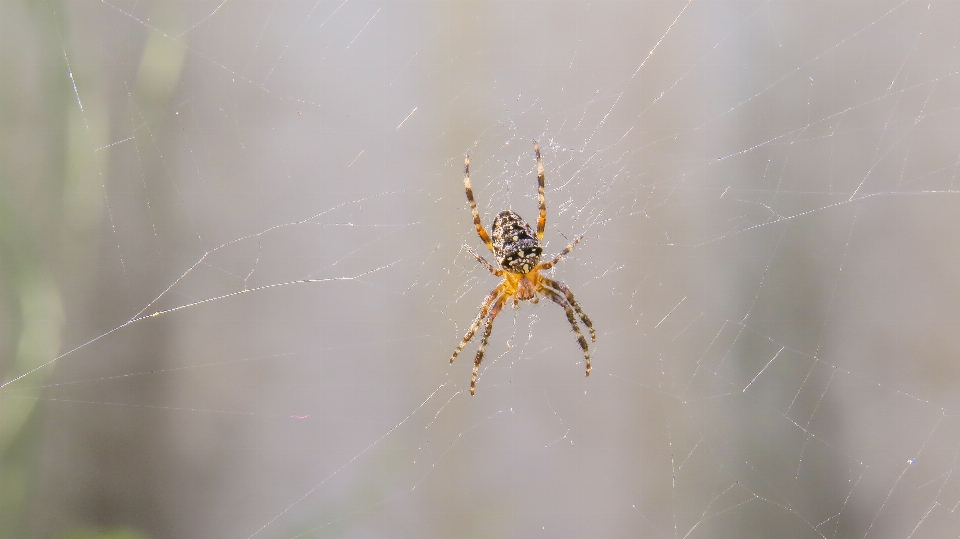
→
(463, 155, 495, 253)
(472, 294, 507, 395)
(536, 234, 583, 271)
(534, 141, 546, 242)
(464, 244, 502, 276)
(450, 286, 502, 364)
(541, 277, 596, 343)
(541, 288, 591, 377)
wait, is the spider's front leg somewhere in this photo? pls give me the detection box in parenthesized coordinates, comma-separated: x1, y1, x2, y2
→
(541, 288, 592, 376)
(450, 287, 502, 364)
(542, 277, 595, 343)
(472, 294, 506, 395)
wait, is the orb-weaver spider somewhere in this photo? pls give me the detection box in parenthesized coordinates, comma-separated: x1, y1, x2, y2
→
(450, 142, 596, 395)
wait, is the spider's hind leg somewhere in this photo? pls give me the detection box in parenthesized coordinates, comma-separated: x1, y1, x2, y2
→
(463, 156, 495, 253)
(534, 141, 546, 242)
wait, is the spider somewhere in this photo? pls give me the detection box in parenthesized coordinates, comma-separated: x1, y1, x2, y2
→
(450, 141, 596, 395)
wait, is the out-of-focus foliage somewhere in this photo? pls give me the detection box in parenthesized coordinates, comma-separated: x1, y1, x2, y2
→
(1, 2, 67, 537)
(60, 529, 150, 539)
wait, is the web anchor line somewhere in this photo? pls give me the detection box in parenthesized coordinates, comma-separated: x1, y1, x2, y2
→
(0, 261, 402, 390)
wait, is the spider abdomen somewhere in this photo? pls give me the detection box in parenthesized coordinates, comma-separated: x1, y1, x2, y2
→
(491, 210, 542, 274)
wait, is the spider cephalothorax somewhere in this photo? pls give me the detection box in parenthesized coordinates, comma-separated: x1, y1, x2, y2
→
(449, 142, 596, 395)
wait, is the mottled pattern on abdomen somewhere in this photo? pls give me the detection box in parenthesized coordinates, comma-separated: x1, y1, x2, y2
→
(492, 210, 543, 274)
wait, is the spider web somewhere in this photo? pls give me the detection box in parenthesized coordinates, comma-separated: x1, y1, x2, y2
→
(4, 0, 960, 537)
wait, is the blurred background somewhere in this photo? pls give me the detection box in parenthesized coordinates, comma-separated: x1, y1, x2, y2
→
(4, 0, 960, 537)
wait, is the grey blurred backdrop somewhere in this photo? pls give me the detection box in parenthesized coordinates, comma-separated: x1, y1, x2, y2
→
(4, 1, 960, 538)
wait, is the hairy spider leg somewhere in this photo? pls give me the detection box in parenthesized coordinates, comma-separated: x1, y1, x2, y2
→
(464, 244, 502, 276)
(542, 277, 596, 343)
(472, 294, 507, 395)
(463, 156, 495, 253)
(536, 235, 583, 272)
(450, 287, 503, 364)
(534, 142, 546, 242)
(541, 287, 591, 376)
